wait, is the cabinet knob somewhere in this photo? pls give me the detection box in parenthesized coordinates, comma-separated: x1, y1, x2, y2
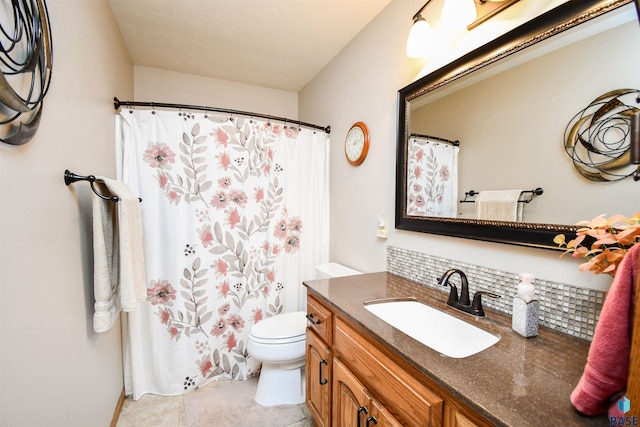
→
(306, 313, 321, 324)
(319, 359, 328, 385)
(357, 406, 368, 426)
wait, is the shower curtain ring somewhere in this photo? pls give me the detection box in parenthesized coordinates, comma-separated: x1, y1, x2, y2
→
(151, 102, 155, 115)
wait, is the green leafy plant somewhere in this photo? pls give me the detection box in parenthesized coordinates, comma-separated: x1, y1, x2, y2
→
(554, 213, 640, 276)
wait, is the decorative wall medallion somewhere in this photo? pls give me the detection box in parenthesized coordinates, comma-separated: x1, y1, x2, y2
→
(564, 88, 640, 181)
(0, 0, 53, 146)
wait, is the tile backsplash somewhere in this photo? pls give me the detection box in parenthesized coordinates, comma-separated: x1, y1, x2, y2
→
(387, 246, 606, 341)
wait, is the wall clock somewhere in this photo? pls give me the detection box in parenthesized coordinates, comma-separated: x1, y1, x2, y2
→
(345, 121, 369, 166)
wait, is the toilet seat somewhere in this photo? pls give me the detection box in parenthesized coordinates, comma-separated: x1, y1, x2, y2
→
(249, 311, 306, 344)
(249, 333, 305, 345)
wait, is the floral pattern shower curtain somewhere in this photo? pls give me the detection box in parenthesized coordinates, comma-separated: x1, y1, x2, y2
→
(406, 136, 459, 218)
(115, 109, 329, 399)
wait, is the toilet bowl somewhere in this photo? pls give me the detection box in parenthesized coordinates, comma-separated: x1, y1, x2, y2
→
(247, 263, 362, 406)
(247, 311, 307, 406)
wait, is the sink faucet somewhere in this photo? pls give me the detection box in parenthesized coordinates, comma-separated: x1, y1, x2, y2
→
(438, 268, 471, 306)
(438, 269, 501, 317)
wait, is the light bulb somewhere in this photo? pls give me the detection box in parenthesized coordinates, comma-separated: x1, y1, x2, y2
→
(406, 16, 433, 58)
(441, 0, 477, 29)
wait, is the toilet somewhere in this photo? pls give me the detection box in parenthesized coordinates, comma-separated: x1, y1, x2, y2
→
(315, 262, 362, 279)
(247, 262, 361, 406)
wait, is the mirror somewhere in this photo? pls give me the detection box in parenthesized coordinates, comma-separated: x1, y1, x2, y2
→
(396, 0, 640, 249)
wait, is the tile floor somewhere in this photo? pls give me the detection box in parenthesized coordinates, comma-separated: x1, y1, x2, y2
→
(116, 380, 314, 427)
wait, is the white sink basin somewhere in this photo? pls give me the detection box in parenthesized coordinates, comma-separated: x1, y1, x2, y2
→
(364, 299, 500, 358)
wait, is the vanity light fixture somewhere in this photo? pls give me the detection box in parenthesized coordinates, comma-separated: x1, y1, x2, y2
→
(442, 0, 477, 30)
(406, 0, 435, 58)
(406, 0, 521, 58)
(406, 0, 476, 58)
(469, 0, 522, 30)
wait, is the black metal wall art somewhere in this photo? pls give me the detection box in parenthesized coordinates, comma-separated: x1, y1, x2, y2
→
(0, 0, 53, 146)
(564, 88, 640, 181)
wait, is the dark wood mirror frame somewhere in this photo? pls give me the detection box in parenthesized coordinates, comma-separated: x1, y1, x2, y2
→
(395, 0, 633, 250)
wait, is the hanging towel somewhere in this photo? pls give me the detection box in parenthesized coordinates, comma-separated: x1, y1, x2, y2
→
(475, 190, 523, 222)
(92, 178, 146, 333)
(92, 187, 118, 333)
(570, 243, 639, 416)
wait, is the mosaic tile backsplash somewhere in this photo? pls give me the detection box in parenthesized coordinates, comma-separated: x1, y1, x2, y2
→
(387, 246, 606, 341)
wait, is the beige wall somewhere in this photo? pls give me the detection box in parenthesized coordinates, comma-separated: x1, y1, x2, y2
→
(0, 1, 133, 426)
(299, 0, 612, 292)
(133, 66, 299, 119)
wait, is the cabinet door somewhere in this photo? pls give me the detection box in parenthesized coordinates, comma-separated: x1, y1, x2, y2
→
(367, 398, 403, 427)
(306, 330, 332, 427)
(333, 358, 369, 427)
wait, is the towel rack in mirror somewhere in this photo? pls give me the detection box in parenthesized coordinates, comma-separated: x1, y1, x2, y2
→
(460, 188, 543, 204)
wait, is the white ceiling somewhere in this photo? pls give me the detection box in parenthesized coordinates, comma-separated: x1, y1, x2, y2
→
(108, 0, 393, 93)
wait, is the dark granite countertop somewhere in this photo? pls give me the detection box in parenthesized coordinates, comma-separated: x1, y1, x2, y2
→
(303, 272, 609, 427)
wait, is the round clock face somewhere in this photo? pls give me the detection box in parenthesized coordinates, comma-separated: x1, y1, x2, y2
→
(345, 122, 369, 166)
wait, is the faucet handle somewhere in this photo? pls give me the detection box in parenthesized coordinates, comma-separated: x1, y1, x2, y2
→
(470, 291, 501, 317)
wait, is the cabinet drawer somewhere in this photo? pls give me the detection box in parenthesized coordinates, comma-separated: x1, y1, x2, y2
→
(306, 295, 332, 344)
(444, 402, 493, 427)
(335, 318, 444, 426)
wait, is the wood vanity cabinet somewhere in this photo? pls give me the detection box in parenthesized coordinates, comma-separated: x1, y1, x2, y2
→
(306, 295, 333, 427)
(306, 294, 493, 427)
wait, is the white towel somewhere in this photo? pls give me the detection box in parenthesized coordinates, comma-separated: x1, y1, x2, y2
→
(475, 190, 523, 222)
(92, 178, 146, 333)
(92, 187, 119, 333)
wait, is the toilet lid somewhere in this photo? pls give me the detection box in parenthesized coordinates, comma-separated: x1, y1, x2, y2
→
(250, 311, 307, 341)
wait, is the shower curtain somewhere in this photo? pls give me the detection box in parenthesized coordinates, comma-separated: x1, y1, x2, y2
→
(406, 136, 459, 218)
(115, 109, 329, 399)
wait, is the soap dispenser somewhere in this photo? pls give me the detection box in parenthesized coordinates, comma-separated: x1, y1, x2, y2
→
(512, 272, 539, 337)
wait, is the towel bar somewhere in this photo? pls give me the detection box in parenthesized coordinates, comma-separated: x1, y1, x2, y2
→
(460, 187, 543, 204)
(64, 169, 141, 202)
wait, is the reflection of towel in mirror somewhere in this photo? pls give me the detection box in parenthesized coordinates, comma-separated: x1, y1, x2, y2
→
(92, 177, 146, 333)
(475, 190, 523, 222)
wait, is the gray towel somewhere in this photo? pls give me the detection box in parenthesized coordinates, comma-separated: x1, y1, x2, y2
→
(92, 178, 146, 333)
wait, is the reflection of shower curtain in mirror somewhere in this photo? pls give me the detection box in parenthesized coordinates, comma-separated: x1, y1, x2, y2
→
(406, 137, 459, 217)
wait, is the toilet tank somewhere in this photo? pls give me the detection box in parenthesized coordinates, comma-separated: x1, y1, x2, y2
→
(315, 262, 361, 279)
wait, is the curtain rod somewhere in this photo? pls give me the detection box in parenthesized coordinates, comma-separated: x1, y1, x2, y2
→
(409, 132, 460, 146)
(113, 97, 331, 134)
